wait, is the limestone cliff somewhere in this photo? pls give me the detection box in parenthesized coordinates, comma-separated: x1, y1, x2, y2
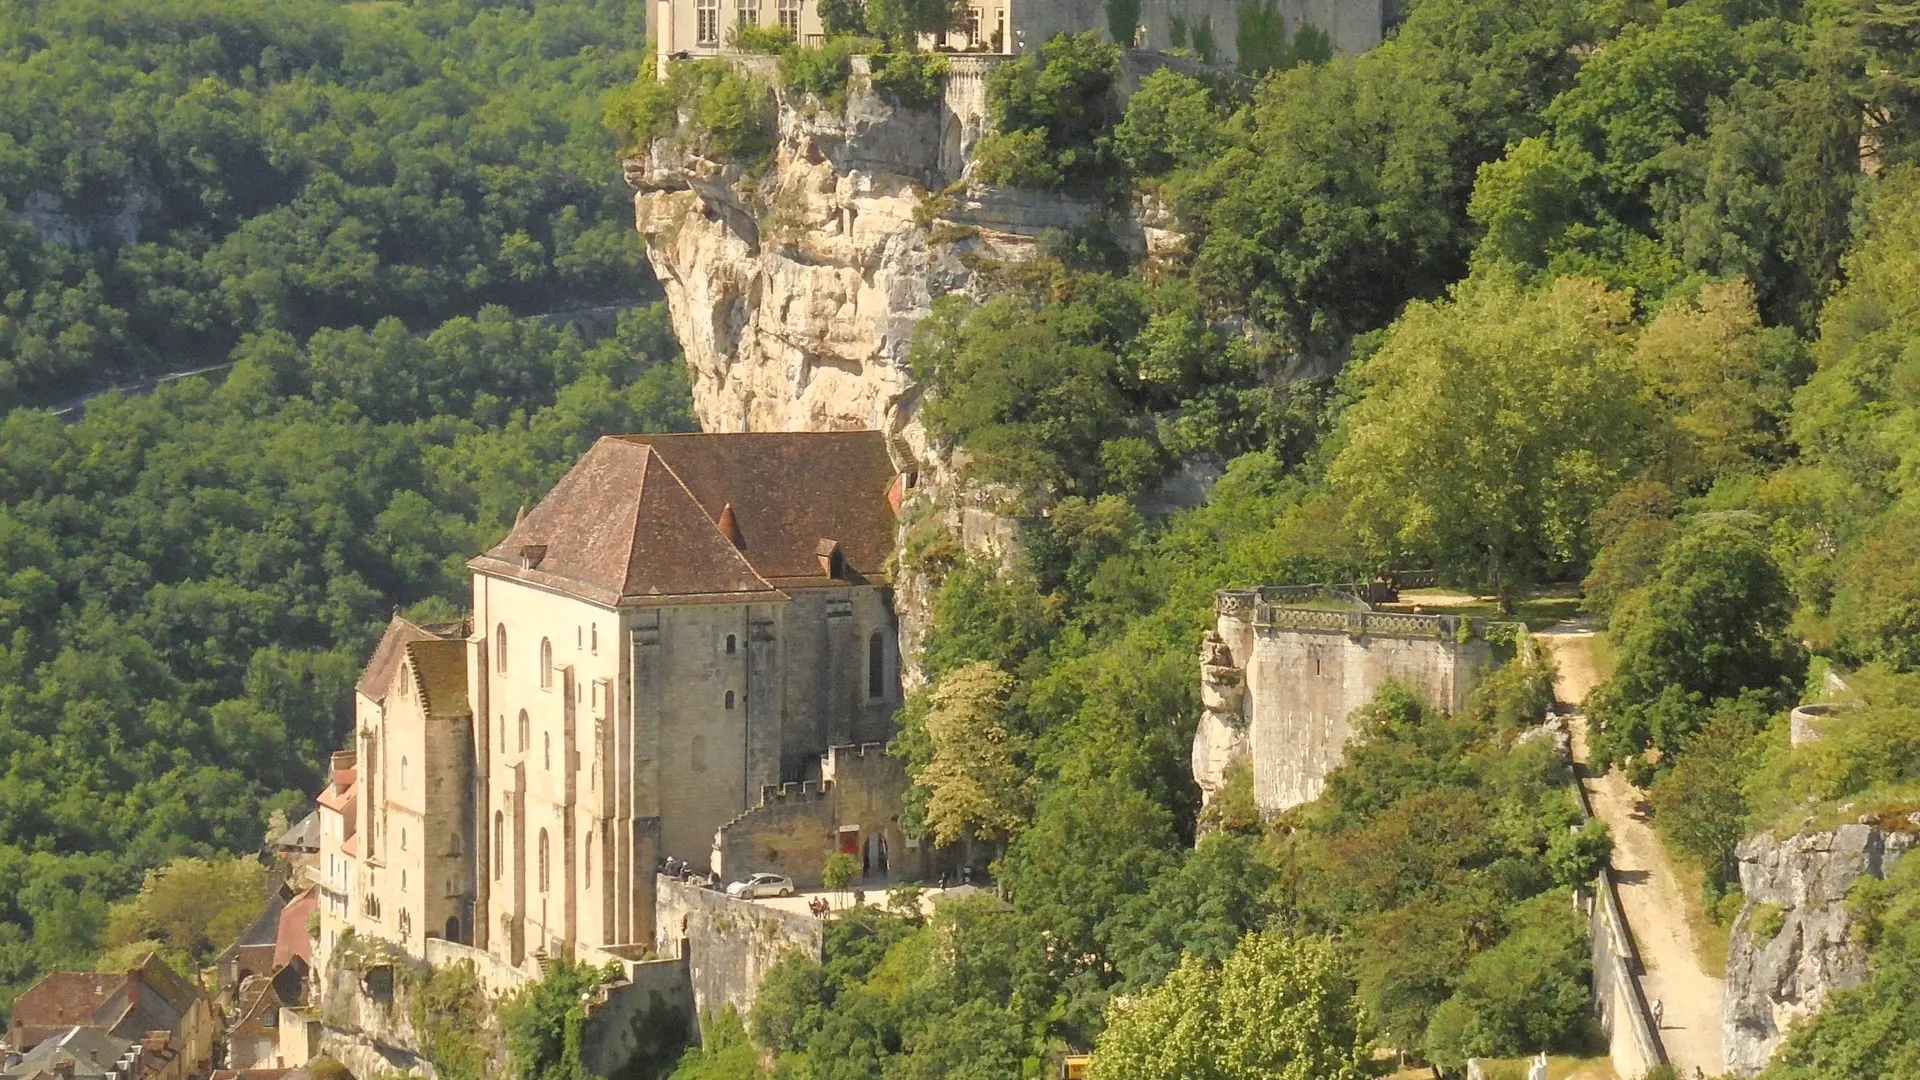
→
(1722, 814, 1919, 1075)
(623, 59, 1127, 454)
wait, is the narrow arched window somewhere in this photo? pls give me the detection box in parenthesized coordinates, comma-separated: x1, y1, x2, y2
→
(544, 732, 551, 770)
(493, 812, 504, 878)
(540, 638, 553, 688)
(538, 829, 550, 893)
(585, 833, 594, 884)
(518, 710, 530, 752)
(498, 714, 506, 747)
(724, 690, 735, 711)
(591, 624, 599, 654)
(495, 624, 508, 673)
(400, 756, 409, 788)
(726, 633, 737, 655)
(400, 827, 408, 851)
(868, 631, 886, 699)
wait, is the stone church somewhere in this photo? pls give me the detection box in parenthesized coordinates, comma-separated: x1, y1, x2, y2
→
(315, 431, 922, 974)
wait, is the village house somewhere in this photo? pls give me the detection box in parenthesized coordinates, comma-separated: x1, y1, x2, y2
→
(4, 954, 213, 1080)
(316, 431, 926, 977)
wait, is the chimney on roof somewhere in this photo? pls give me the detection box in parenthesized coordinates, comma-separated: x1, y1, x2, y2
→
(816, 538, 844, 579)
(515, 503, 528, 526)
(716, 503, 744, 549)
(519, 544, 548, 570)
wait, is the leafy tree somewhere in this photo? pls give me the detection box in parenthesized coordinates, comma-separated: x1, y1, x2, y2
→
(1631, 280, 1802, 488)
(823, 852, 860, 895)
(1648, 696, 1769, 892)
(997, 782, 1176, 978)
(1087, 932, 1368, 1080)
(973, 33, 1122, 194)
(100, 856, 266, 972)
(866, 0, 958, 46)
(1329, 275, 1649, 606)
(1421, 891, 1592, 1066)
(818, 0, 869, 34)
(502, 959, 618, 1080)
(1108, 832, 1275, 989)
(1590, 514, 1805, 766)
(1112, 70, 1226, 178)
(913, 662, 1031, 846)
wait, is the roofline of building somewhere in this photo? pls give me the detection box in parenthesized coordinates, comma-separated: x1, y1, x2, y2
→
(466, 554, 794, 607)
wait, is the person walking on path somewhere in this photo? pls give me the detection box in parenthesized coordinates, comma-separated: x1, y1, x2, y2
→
(1652, 998, 1665, 1029)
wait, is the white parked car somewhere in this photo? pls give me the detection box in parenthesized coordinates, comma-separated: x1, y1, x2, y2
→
(726, 872, 795, 899)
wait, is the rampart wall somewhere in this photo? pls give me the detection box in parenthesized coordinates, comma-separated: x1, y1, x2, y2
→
(1571, 769, 1668, 1079)
(711, 742, 938, 888)
(1199, 587, 1509, 813)
(655, 875, 826, 1023)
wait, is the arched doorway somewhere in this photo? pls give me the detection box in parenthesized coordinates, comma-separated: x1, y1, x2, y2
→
(445, 915, 462, 943)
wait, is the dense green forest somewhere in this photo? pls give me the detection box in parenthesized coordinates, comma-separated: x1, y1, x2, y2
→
(0, 0, 687, 1010)
(0, 0, 656, 407)
(605, 0, 1920, 1076)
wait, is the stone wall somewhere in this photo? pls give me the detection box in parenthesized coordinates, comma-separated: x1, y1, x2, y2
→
(1197, 593, 1505, 813)
(580, 956, 698, 1077)
(655, 876, 825, 1023)
(1723, 816, 1919, 1076)
(711, 743, 939, 888)
(1569, 763, 1667, 1080)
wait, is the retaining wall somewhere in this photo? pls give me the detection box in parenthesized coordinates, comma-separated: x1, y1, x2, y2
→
(1571, 759, 1668, 1080)
(655, 876, 825, 1023)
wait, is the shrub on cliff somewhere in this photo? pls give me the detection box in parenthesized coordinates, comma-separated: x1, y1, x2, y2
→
(868, 52, 948, 110)
(605, 60, 776, 167)
(973, 32, 1121, 194)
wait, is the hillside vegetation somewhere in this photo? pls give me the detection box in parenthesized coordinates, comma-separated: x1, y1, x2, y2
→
(0, 0, 657, 407)
(621, 0, 1920, 1077)
(0, 0, 689, 1011)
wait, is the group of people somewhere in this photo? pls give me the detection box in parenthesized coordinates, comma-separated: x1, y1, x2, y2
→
(660, 855, 717, 888)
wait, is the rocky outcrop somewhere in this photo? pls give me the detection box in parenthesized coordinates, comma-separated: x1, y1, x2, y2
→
(624, 64, 1112, 454)
(1192, 629, 1249, 808)
(1723, 815, 1919, 1075)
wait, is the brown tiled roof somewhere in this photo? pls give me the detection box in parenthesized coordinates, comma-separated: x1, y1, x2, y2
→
(620, 432, 897, 585)
(7, 973, 126, 1050)
(6, 955, 201, 1054)
(356, 617, 461, 702)
(403, 639, 469, 719)
(470, 432, 898, 602)
(274, 892, 316, 969)
(471, 438, 781, 605)
(128, 953, 202, 1020)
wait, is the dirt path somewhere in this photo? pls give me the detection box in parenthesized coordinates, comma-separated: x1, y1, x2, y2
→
(1537, 627, 1725, 1079)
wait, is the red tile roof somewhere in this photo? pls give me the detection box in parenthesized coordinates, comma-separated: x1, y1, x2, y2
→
(7, 972, 126, 1049)
(274, 890, 317, 969)
(470, 432, 898, 603)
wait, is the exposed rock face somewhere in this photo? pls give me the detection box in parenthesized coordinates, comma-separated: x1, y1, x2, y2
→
(624, 65, 1105, 454)
(1723, 816, 1919, 1076)
(1193, 629, 1249, 808)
